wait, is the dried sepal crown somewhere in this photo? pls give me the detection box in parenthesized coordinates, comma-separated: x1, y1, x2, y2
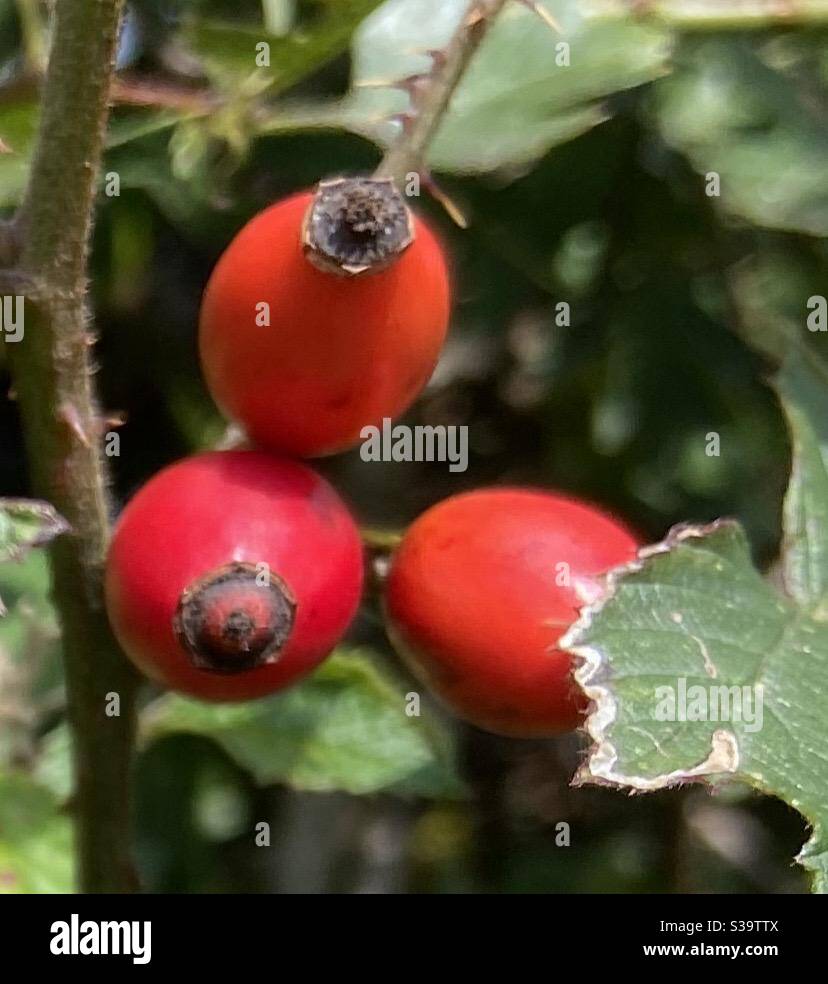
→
(302, 177, 414, 276)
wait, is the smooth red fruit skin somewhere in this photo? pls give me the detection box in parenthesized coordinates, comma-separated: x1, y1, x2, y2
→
(199, 191, 451, 458)
(384, 489, 639, 737)
(105, 451, 363, 702)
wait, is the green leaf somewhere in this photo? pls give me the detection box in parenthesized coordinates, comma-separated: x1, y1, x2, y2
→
(0, 771, 75, 893)
(31, 724, 73, 803)
(106, 108, 184, 150)
(188, 1, 386, 97)
(651, 35, 828, 236)
(141, 648, 465, 798)
(0, 498, 69, 567)
(349, 0, 672, 173)
(0, 497, 68, 628)
(563, 521, 828, 893)
(0, 551, 63, 768)
(775, 352, 828, 611)
(0, 96, 39, 208)
(0, 101, 196, 209)
(586, 0, 828, 29)
(726, 245, 826, 364)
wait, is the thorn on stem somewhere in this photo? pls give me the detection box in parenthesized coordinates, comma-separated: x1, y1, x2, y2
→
(356, 73, 433, 109)
(465, 6, 488, 29)
(402, 47, 448, 71)
(425, 48, 448, 70)
(516, 0, 563, 33)
(96, 411, 127, 432)
(356, 73, 430, 94)
(388, 112, 417, 134)
(355, 78, 401, 89)
(58, 402, 92, 448)
(423, 173, 469, 229)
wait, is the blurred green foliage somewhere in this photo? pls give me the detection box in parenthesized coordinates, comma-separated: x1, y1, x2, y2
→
(1, 0, 825, 892)
(143, 648, 465, 797)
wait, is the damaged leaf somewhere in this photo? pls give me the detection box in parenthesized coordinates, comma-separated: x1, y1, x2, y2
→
(563, 520, 828, 892)
(0, 500, 68, 615)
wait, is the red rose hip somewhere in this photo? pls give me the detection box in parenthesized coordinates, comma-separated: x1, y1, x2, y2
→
(105, 451, 363, 701)
(199, 178, 451, 458)
(384, 488, 639, 737)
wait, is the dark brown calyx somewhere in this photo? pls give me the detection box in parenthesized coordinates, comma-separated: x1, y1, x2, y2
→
(173, 561, 296, 674)
(302, 177, 414, 276)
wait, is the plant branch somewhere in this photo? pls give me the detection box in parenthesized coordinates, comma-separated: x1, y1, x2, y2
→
(3, 0, 140, 893)
(374, 0, 511, 187)
(609, 0, 828, 29)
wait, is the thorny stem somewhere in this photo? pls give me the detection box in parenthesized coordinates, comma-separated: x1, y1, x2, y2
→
(2, 0, 140, 892)
(374, 0, 512, 188)
(371, 0, 828, 196)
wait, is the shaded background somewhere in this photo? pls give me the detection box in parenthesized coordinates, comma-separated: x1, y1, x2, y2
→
(1, 0, 826, 892)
